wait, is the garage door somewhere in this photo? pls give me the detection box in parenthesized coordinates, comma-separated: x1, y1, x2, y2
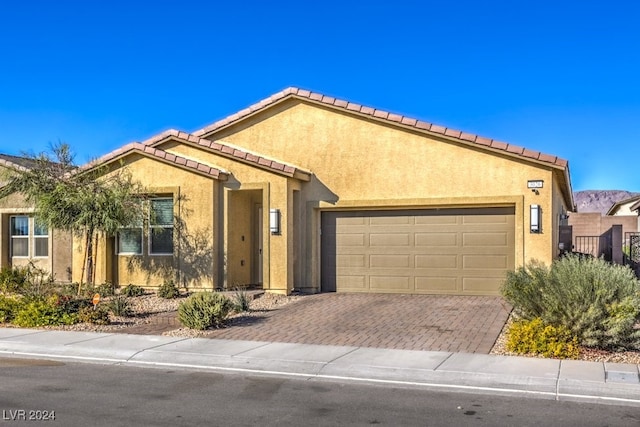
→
(321, 207, 515, 295)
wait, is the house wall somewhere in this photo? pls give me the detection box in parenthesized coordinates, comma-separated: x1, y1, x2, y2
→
(205, 99, 571, 292)
(71, 154, 218, 290)
(0, 188, 73, 282)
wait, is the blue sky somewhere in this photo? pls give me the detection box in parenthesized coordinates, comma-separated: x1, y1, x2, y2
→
(1, 1, 639, 191)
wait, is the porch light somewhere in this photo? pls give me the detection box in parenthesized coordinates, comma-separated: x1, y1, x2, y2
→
(530, 204, 541, 233)
(269, 209, 281, 235)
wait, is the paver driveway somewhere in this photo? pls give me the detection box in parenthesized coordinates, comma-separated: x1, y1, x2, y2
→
(203, 293, 511, 353)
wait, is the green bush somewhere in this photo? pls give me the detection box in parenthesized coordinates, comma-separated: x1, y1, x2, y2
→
(77, 306, 110, 325)
(501, 254, 640, 350)
(108, 295, 132, 317)
(54, 295, 91, 314)
(178, 292, 234, 330)
(157, 280, 179, 299)
(12, 296, 78, 327)
(121, 284, 145, 297)
(506, 318, 580, 359)
(95, 282, 116, 297)
(0, 295, 22, 323)
(0, 266, 29, 294)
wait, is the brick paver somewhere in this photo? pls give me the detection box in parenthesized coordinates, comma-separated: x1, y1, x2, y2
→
(118, 294, 511, 354)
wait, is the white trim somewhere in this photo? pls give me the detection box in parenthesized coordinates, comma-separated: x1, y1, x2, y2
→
(148, 197, 174, 256)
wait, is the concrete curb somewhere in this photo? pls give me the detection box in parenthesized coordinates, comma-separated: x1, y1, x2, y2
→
(1, 328, 639, 406)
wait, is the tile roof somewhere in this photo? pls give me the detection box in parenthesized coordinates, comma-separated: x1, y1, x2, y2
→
(0, 154, 39, 171)
(141, 129, 311, 181)
(193, 87, 570, 170)
(81, 142, 229, 180)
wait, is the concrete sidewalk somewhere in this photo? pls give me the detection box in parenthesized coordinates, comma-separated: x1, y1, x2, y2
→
(1, 327, 639, 407)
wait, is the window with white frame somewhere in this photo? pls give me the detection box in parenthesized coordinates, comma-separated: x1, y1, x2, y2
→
(34, 220, 49, 257)
(10, 216, 29, 257)
(149, 198, 173, 255)
(10, 216, 48, 258)
(117, 226, 143, 255)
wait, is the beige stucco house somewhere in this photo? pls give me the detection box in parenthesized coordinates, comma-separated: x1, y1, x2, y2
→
(74, 87, 575, 295)
(606, 195, 640, 217)
(0, 155, 73, 281)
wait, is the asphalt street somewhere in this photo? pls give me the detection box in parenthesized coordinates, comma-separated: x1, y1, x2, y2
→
(2, 357, 639, 426)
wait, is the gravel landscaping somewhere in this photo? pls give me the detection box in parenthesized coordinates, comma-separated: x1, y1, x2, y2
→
(490, 312, 640, 364)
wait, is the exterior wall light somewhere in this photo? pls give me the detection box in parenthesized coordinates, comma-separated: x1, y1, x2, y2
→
(269, 209, 281, 235)
(530, 204, 541, 233)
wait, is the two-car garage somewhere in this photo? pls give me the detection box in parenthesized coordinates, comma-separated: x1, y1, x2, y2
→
(321, 207, 515, 295)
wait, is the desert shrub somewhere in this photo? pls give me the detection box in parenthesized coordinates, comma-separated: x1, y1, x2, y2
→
(0, 266, 29, 294)
(95, 282, 116, 297)
(0, 295, 22, 323)
(12, 296, 78, 327)
(108, 295, 132, 317)
(58, 283, 81, 297)
(157, 280, 179, 299)
(77, 306, 110, 325)
(53, 295, 91, 314)
(121, 284, 145, 297)
(178, 292, 234, 330)
(506, 318, 580, 359)
(501, 254, 640, 349)
(233, 288, 252, 313)
(0, 263, 56, 297)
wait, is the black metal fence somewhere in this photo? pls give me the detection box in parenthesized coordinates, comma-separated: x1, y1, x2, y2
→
(624, 232, 640, 274)
(574, 236, 601, 257)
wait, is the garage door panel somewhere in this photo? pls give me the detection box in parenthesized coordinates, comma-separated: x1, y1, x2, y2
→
(338, 217, 367, 225)
(414, 216, 458, 225)
(370, 276, 410, 290)
(322, 207, 514, 295)
(462, 276, 507, 293)
(336, 275, 366, 290)
(415, 233, 458, 247)
(415, 254, 458, 269)
(370, 216, 411, 225)
(337, 234, 366, 246)
(463, 255, 509, 269)
(337, 254, 366, 268)
(370, 254, 411, 268)
(463, 232, 509, 246)
(370, 233, 410, 246)
(415, 276, 458, 292)
(463, 215, 509, 225)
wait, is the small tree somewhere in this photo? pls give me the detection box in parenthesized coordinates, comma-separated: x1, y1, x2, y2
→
(0, 143, 146, 292)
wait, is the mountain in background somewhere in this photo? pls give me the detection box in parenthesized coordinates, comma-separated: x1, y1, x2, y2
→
(573, 190, 640, 214)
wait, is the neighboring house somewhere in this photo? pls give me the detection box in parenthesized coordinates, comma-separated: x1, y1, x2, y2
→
(631, 199, 640, 232)
(74, 87, 574, 296)
(0, 154, 73, 281)
(606, 195, 640, 216)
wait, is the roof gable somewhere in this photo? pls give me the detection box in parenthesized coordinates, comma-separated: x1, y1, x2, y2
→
(81, 142, 229, 180)
(142, 130, 311, 181)
(193, 87, 574, 208)
(194, 87, 569, 170)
